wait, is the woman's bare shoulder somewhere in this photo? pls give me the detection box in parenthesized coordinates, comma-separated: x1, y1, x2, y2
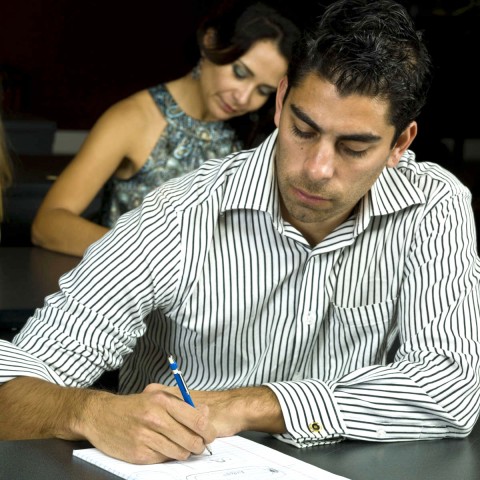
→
(98, 89, 165, 134)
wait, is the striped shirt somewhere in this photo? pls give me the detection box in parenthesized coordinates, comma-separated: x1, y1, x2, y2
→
(1, 130, 480, 447)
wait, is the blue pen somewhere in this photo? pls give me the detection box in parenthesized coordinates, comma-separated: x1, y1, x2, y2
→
(168, 354, 213, 455)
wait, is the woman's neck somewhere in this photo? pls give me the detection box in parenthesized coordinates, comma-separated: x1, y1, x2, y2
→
(166, 72, 211, 121)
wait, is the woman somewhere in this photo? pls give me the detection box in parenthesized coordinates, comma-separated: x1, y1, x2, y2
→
(0, 117, 12, 228)
(31, 1, 299, 257)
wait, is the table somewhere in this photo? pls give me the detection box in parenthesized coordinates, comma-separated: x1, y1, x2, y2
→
(1, 426, 480, 480)
(0, 246, 79, 335)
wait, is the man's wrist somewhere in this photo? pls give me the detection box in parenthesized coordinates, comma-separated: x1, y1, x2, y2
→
(67, 388, 114, 440)
(229, 385, 286, 434)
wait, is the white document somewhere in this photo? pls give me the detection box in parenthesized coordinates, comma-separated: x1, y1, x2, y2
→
(73, 435, 349, 480)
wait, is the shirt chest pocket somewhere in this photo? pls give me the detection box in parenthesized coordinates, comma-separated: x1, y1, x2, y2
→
(323, 298, 397, 372)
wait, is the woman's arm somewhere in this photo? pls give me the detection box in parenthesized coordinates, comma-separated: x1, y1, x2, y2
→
(31, 91, 165, 257)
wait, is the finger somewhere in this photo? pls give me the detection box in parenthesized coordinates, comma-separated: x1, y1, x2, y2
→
(142, 433, 195, 464)
(148, 429, 206, 461)
(145, 391, 211, 456)
(166, 395, 216, 445)
(111, 435, 190, 465)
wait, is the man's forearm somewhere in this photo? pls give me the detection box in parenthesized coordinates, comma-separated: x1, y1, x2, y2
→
(0, 376, 107, 440)
(0, 379, 218, 464)
(192, 385, 286, 437)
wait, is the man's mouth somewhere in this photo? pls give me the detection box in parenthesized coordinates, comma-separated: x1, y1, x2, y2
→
(294, 187, 330, 204)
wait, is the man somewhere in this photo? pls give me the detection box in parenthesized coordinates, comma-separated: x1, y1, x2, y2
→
(1, 0, 479, 466)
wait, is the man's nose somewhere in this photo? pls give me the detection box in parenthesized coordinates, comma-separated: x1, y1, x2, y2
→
(304, 143, 335, 180)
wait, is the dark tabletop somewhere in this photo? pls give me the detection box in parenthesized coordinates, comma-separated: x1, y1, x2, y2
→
(0, 246, 79, 333)
(1, 426, 480, 480)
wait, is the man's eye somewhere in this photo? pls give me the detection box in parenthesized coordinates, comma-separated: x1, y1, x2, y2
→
(290, 125, 315, 139)
(343, 146, 368, 158)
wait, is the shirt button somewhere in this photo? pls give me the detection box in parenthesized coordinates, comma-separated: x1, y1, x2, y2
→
(376, 429, 386, 438)
(304, 311, 315, 325)
(308, 422, 322, 433)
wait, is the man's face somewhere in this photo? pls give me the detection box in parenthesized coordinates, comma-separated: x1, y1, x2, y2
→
(273, 74, 415, 244)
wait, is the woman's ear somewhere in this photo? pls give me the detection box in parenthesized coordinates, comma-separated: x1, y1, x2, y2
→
(274, 77, 288, 128)
(387, 121, 417, 168)
(202, 28, 217, 51)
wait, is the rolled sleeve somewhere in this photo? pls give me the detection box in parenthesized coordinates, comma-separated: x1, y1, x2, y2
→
(0, 189, 182, 388)
(0, 340, 65, 385)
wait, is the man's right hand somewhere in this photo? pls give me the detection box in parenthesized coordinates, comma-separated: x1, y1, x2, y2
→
(0, 377, 216, 464)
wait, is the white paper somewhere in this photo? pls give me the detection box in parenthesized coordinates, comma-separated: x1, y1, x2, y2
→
(73, 435, 349, 480)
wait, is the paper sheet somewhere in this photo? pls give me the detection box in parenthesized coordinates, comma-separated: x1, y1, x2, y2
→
(73, 435, 349, 480)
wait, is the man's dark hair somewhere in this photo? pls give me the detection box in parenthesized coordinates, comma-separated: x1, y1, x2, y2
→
(286, 0, 432, 144)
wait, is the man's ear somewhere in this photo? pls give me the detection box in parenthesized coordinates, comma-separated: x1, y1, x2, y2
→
(387, 121, 418, 168)
(274, 76, 288, 128)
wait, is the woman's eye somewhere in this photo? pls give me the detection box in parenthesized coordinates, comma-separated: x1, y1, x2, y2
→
(258, 85, 275, 97)
(233, 64, 274, 97)
(233, 64, 248, 79)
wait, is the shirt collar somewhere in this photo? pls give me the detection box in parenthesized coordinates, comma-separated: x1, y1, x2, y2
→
(221, 129, 279, 215)
(355, 150, 426, 235)
(221, 132, 426, 236)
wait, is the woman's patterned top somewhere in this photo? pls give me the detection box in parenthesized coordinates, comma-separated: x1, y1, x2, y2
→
(100, 83, 242, 227)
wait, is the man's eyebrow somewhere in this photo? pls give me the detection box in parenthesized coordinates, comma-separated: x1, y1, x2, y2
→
(291, 104, 321, 132)
(290, 103, 382, 143)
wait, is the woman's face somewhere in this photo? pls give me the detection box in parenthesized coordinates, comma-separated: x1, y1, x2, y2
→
(199, 40, 288, 121)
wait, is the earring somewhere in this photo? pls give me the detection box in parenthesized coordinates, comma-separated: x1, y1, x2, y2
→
(191, 59, 202, 80)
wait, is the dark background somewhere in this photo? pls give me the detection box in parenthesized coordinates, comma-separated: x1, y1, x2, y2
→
(1, 0, 479, 149)
(0, 0, 319, 130)
(0, 0, 212, 129)
(1, 0, 479, 205)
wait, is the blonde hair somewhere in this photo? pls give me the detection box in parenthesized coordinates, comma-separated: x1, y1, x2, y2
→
(0, 118, 12, 222)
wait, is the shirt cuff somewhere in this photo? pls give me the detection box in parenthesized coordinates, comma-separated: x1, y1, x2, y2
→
(265, 379, 346, 447)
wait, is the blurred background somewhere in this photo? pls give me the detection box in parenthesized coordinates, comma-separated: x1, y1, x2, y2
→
(1, 0, 479, 244)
